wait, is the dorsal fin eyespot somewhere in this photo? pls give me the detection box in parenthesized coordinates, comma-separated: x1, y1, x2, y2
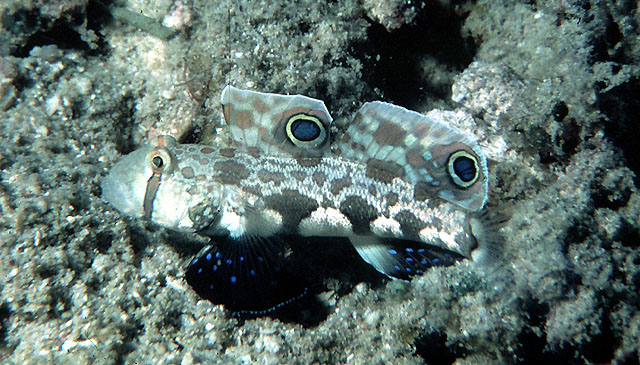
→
(220, 86, 332, 157)
(336, 101, 488, 211)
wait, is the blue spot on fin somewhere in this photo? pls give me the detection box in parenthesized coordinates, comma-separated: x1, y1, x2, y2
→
(349, 235, 465, 280)
(185, 234, 306, 314)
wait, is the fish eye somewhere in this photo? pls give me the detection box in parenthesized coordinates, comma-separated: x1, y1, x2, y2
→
(152, 155, 164, 169)
(285, 113, 326, 146)
(447, 150, 479, 188)
(148, 147, 174, 173)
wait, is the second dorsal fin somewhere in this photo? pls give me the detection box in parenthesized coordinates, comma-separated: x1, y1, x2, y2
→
(335, 101, 488, 211)
(220, 86, 333, 157)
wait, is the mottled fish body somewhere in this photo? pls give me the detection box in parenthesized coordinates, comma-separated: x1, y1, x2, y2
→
(102, 86, 493, 313)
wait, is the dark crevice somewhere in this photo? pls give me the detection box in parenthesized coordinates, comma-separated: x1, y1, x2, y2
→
(0, 302, 11, 348)
(12, 19, 91, 58)
(583, 314, 617, 363)
(361, 2, 475, 110)
(108, 91, 139, 154)
(590, 170, 633, 211)
(113, 318, 143, 364)
(617, 220, 640, 248)
(94, 230, 115, 254)
(598, 79, 640, 183)
(7, 0, 111, 58)
(414, 331, 465, 364)
(513, 299, 573, 363)
(591, 12, 625, 64)
(46, 285, 72, 319)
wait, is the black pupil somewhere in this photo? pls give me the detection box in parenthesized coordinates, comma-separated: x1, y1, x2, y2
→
(290, 118, 321, 141)
(453, 156, 476, 182)
(152, 156, 164, 169)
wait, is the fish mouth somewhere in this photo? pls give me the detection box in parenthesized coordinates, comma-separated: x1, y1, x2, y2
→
(101, 148, 153, 218)
(101, 170, 144, 218)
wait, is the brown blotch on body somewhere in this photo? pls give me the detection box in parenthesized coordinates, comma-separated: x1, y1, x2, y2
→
(339, 196, 379, 235)
(200, 147, 215, 154)
(233, 110, 255, 129)
(252, 98, 270, 114)
(257, 170, 286, 185)
(340, 131, 351, 144)
(368, 184, 377, 197)
(263, 189, 319, 234)
(219, 148, 235, 158)
(394, 210, 426, 240)
(196, 175, 207, 182)
(258, 126, 271, 143)
(240, 184, 262, 197)
(351, 142, 366, 152)
(312, 171, 327, 187)
(330, 176, 352, 195)
(351, 113, 363, 129)
(365, 158, 404, 184)
(213, 160, 250, 185)
(246, 147, 261, 157)
(181, 166, 195, 179)
(188, 154, 199, 164)
(385, 192, 399, 206)
(411, 123, 432, 139)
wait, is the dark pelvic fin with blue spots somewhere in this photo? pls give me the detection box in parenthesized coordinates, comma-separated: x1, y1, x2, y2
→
(349, 235, 464, 280)
(185, 234, 307, 315)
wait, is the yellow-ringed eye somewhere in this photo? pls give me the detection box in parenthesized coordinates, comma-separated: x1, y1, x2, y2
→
(148, 146, 174, 173)
(152, 155, 164, 169)
(447, 150, 479, 188)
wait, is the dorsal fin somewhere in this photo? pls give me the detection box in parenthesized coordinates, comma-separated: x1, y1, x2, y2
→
(335, 101, 488, 211)
(220, 86, 333, 157)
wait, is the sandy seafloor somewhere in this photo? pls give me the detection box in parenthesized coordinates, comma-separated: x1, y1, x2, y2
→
(0, 0, 639, 363)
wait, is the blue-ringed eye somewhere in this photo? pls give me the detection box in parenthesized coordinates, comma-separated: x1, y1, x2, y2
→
(447, 150, 479, 188)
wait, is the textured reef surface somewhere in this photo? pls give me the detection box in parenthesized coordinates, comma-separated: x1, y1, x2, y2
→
(0, 0, 639, 363)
